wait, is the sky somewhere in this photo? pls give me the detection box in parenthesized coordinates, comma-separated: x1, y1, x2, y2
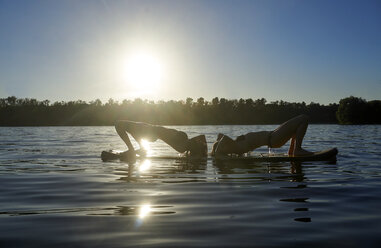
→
(0, 0, 380, 104)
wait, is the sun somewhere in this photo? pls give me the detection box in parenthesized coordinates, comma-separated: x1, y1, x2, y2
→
(125, 51, 163, 93)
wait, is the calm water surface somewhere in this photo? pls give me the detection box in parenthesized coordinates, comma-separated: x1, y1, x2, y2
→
(0, 125, 380, 247)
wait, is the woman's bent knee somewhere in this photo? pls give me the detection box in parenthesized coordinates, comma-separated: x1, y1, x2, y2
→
(297, 114, 309, 123)
(115, 120, 122, 129)
(115, 120, 128, 132)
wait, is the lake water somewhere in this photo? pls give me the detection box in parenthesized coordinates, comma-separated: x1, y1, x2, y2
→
(0, 125, 380, 247)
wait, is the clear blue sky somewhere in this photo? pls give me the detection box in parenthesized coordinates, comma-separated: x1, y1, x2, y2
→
(0, 0, 380, 104)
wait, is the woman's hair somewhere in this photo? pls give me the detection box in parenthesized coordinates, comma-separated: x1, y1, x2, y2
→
(188, 135, 208, 156)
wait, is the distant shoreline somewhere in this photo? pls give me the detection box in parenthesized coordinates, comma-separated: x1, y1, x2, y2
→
(1, 96, 380, 125)
(3, 123, 380, 128)
(1, 123, 346, 127)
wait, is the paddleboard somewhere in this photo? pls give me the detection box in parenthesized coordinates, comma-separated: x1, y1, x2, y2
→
(101, 148, 338, 162)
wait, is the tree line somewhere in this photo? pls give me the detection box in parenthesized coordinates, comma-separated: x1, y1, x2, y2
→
(336, 96, 381, 124)
(0, 96, 379, 126)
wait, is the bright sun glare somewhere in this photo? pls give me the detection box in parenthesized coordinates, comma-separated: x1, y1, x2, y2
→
(140, 139, 151, 151)
(139, 204, 152, 219)
(139, 160, 151, 172)
(125, 52, 163, 93)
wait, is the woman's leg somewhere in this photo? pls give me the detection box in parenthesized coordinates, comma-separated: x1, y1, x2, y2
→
(288, 136, 295, 156)
(115, 121, 136, 152)
(293, 116, 311, 156)
(270, 115, 312, 156)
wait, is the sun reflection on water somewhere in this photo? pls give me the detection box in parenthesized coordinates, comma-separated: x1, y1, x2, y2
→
(138, 204, 152, 219)
(139, 160, 151, 172)
(140, 139, 152, 156)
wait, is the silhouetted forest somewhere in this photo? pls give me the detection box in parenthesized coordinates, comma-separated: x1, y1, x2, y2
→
(336, 96, 381, 124)
(0, 96, 379, 126)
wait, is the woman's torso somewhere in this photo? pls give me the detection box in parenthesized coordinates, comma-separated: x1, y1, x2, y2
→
(236, 131, 270, 152)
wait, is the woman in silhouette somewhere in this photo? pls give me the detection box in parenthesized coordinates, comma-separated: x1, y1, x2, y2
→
(115, 120, 207, 157)
(211, 115, 313, 156)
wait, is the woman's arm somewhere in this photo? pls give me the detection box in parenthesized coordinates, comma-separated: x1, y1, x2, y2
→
(211, 133, 224, 156)
(211, 141, 219, 156)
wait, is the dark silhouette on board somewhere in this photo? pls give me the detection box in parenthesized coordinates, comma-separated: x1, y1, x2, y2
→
(212, 115, 313, 156)
(114, 120, 207, 157)
(102, 115, 338, 163)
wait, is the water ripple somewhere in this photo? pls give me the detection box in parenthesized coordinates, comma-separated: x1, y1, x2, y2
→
(0, 125, 380, 247)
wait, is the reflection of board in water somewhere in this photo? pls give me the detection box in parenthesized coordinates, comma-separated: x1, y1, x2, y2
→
(101, 148, 338, 162)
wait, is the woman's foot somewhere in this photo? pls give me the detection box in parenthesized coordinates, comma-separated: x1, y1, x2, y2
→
(120, 150, 137, 162)
(293, 147, 313, 157)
